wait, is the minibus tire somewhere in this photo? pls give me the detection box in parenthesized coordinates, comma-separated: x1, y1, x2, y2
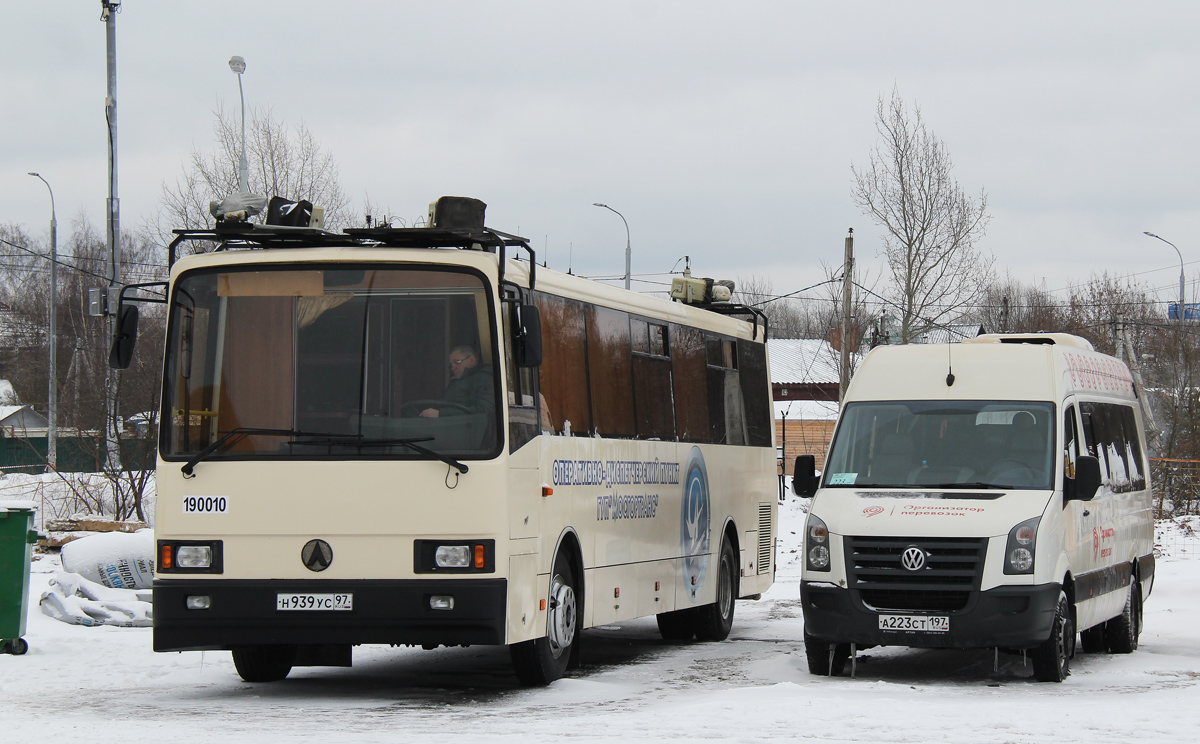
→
(656, 609, 697, 641)
(1031, 591, 1073, 682)
(804, 631, 849, 676)
(1105, 575, 1142, 654)
(232, 645, 296, 682)
(511, 552, 577, 686)
(694, 539, 738, 642)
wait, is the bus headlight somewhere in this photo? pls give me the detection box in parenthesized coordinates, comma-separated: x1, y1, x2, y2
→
(177, 545, 213, 569)
(806, 514, 831, 572)
(1004, 516, 1040, 575)
(435, 545, 471, 568)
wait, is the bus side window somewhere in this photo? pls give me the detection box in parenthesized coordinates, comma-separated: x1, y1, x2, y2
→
(670, 324, 709, 442)
(503, 301, 539, 452)
(533, 292, 591, 435)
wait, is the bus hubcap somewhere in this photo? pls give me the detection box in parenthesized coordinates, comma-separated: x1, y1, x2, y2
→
(548, 574, 576, 655)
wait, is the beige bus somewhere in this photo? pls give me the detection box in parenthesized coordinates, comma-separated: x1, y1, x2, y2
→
(127, 198, 777, 684)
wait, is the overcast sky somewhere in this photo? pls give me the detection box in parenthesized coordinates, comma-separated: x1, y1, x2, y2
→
(4, 1, 1200, 308)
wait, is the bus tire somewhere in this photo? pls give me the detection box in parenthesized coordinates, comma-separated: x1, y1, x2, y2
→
(511, 552, 578, 686)
(1031, 591, 1073, 682)
(656, 609, 697, 641)
(231, 645, 296, 682)
(804, 631, 849, 676)
(1105, 574, 1142, 654)
(693, 538, 738, 642)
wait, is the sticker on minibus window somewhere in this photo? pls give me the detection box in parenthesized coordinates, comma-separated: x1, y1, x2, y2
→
(829, 473, 858, 485)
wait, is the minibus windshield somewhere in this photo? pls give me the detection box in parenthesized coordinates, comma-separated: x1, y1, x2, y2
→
(161, 266, 500, 462)
(822, 400, 1055, 490)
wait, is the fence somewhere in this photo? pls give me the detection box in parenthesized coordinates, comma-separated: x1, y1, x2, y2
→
(1149, 458, 1200, 517)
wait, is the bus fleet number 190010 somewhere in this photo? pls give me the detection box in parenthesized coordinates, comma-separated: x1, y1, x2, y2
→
(182, 496, 228, 514)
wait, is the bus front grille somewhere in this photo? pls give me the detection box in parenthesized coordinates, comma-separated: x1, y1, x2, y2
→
(845, 536, 987, 613)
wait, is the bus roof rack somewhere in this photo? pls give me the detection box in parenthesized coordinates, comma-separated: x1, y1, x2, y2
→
(167, 222, 530, 266)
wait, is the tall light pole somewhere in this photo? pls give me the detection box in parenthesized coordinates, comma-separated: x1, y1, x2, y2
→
(593, 203, 630, 290)
(228, 55, 248, 192)
(28, 173, 57, 472)
(1144, 231, 1185, 332)
(102, 0, 122, 475)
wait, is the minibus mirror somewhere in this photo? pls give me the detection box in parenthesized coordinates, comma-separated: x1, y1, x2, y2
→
(1071, 455, 1102, 501)
(108, 304, 139, 370)
(514, 304, 543, 367)
(793, 454, 818, 497)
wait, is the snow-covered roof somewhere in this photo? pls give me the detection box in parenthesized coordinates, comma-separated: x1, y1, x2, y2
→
(767, 338, 861, 385)
(774, 398, 839, 421)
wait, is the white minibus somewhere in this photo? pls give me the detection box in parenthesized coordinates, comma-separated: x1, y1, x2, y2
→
(793, 333, 1154, 681)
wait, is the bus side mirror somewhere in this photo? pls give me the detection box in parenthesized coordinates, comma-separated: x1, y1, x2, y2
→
(108, 304, 139, 370)
(1068, 455, 1102, 502)
(514, 304, 542, 368)
(793, 454, 818, 497)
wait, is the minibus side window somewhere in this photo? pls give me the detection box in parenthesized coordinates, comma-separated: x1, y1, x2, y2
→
(1079, 402, 1146, 493)
(1063, 405, 1079, 480)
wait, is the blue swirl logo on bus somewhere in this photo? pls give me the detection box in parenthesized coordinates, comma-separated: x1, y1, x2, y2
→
(681, 446, 710, 602)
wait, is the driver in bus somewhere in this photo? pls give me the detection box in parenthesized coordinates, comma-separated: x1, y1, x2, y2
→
(419, 345, 495, 418)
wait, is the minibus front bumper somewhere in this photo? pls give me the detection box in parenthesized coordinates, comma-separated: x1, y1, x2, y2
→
(153, 578, 508, 651)
(800, 581, 1061, 649)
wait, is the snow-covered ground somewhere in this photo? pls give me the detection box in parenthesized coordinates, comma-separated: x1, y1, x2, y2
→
(3, 497, 1199, 742)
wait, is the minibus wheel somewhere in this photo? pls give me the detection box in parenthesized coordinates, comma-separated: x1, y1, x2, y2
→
(231, 644, 296, 682)
(694, 539, 738, 641)
(804, 631, 849, 676)
(511, 552, 578, 685)
(1105, 573, 1142, 654)
(1031, 591, 1073, 682)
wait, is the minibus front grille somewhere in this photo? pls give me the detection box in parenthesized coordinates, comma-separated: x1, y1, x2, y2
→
(845, 536, 987, 613)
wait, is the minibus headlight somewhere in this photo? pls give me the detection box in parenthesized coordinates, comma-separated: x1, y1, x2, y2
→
(805, 514, 831, 572)
(1004, 517, 1040, 575)
(435, 545, 471, 568)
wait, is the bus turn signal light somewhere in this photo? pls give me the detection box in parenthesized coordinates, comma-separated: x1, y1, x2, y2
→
(161, 544, 173, 570)
(474, 544, 485, 568)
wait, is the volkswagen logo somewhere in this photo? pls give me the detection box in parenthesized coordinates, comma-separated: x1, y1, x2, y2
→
(301, 539, 333, 572)
(901, 545, 927, 572)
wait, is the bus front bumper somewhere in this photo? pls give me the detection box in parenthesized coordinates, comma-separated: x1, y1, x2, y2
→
(153, 578, 507, 652)
(800, 581, 1061, 650)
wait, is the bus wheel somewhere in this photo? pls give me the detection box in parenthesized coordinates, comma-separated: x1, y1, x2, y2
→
(1031, 591, 1073, 682)
(656, 609, 697, 641)
(231, 645, 296, 682)
(511, 552, 578, 686)
(694, 539, 738, 642)
(804, 631, 849, 676)
(1105, 574, 1142, 654)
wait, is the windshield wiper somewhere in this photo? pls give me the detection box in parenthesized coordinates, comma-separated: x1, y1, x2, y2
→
(915, 482, 1009, 490)
(289, 436, 469, 475)
(180, 428, 366, 477)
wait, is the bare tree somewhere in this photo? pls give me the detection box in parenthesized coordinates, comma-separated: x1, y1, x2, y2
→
(852, 89, 994, 343)
(153, 103, 353, 247)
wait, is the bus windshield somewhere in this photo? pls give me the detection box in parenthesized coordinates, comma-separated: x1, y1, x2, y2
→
(162, 266, 500, 461)
(822, 400, 1056, 490)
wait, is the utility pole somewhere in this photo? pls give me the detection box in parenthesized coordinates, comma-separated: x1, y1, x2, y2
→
(28, 173, 57, 471)
(102, 0, 122, 474)
(1115, 315, 1158, 442)
(839, 228, 854, 402)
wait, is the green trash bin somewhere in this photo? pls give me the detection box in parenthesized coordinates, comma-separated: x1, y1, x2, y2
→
(0, 501, 41, 655)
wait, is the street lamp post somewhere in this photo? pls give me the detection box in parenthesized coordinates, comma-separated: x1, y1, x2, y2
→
(228, 55, 248, 192)
(593, 203, 631, 290)
(1144, 231, 1185, 333)
(28, 173, 57, 472)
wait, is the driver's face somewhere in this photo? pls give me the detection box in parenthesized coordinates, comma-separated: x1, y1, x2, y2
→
(448, 351, 476, 379)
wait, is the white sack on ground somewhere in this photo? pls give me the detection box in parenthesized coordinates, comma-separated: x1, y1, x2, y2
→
(60, 529, 155, 589)
(39, 571, 152, 627)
